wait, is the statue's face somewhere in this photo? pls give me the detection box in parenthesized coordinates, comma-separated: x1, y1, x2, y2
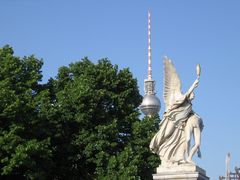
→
(189, 92, 195, 100)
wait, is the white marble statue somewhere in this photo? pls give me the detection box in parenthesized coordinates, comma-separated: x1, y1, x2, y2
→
(149, 57, 204, 166)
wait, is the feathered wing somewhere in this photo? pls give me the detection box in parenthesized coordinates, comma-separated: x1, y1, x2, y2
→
(164, 58, 182, 111)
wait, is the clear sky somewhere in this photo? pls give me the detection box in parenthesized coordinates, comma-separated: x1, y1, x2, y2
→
(1, 0, 240, 179)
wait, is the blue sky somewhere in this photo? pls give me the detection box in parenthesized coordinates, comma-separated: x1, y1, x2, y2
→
(1, 0, 240, 179)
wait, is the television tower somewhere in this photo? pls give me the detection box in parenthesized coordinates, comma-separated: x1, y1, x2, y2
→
(140, 10, 161, 117)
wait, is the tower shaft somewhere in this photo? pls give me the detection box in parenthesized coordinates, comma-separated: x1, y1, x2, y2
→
(148, 10, 152, 80)
(145, 10, 155, 95)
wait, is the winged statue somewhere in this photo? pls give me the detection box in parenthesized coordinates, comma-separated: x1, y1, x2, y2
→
(149, 57, 204, 166)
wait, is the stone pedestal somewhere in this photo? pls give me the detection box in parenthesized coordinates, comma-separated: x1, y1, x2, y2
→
(153, 164, 209, 180)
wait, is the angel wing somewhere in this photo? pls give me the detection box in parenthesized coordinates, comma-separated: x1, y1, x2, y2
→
(164, 58, 182, 111)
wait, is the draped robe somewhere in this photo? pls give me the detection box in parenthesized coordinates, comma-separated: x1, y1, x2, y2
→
(149, 98, 193, 165)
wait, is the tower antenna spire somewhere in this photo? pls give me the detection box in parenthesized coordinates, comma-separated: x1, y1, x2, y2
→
(148, 10, 152, 80)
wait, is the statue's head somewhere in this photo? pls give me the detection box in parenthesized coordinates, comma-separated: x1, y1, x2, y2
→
(189, 92, 195, 100)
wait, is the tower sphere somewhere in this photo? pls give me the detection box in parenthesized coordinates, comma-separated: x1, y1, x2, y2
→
(140, 94, 160, 116)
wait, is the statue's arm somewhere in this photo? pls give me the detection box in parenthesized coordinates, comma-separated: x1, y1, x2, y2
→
(185, 78, 199, 97)
(185, 64, 201, 97)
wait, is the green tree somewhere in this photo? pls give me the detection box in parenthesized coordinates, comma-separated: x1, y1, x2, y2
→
(49, 58, 160, 179)
(0, 45, 160, 179)
(50, 58, 143, 178)
(0, 45, 53, 179)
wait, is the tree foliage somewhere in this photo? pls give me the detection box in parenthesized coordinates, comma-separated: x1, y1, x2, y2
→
(0, 45, 53, 179)
(0, 45, 160, 179)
